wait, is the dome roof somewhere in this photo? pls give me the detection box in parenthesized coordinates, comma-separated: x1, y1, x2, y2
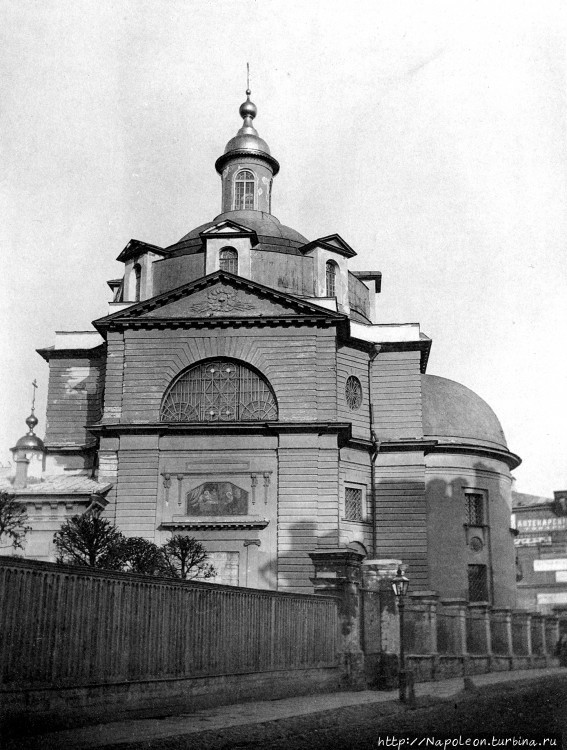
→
(13, 433, 45, 452)
(215, 91, 280, 176)
(422, 374, 507, 450)
(171, 210, 308, 251)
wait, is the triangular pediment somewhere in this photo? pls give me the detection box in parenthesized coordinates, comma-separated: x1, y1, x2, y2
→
(200, 220, 255, 235)
(300, 233, 356, 258)
(93, 272, 346, 331)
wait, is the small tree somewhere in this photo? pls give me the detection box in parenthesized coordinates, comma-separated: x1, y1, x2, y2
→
(53, 514, 125, 569)
(160, 534, 216, 580)
(0, 491, 31, 551)
(119, 537, 165, 576)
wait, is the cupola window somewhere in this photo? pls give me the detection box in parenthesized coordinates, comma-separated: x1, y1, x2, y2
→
(234, 170, 255, 210)
(160, 359, 278, 423)
(326, 260, 338, 297)
(219, 247, 238, 274)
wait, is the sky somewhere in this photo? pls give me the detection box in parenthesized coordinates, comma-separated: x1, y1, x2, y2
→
(1, 0, 566, 496)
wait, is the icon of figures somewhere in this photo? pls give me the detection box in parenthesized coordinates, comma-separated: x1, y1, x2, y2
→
(186, 482, 248, 516)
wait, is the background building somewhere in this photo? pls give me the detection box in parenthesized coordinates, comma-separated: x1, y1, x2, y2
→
(513, 488, 567, 614)
(3, 92, 521, 607)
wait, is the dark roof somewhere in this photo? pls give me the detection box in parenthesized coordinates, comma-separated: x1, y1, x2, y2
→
(512, 491, 552, 509)
(0, 474, 112, 496)
(167, 211, 308, 255)
(422, 374, 508, 450)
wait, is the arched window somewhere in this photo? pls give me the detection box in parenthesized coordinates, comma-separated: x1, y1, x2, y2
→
(160, 359, 278, 423)
(133, 264, 142, 301)
(234, 170, 255, 210)
(326, 260, 338, 297)
(219, 247, 238, 274)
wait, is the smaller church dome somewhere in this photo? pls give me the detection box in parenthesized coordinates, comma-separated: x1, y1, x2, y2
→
(422, 374, 507, 450)
(224, 90, 270, 156)
(13, 433, 45, 452)
(215, 91, 279, 176)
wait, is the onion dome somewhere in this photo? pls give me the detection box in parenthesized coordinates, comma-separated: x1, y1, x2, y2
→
(215, 90, 279, 176)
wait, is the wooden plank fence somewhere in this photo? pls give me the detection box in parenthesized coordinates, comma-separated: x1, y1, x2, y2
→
(0, 557, 338, 691)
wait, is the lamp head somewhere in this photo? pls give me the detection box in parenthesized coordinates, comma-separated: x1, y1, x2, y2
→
(391, 566, 409, 598)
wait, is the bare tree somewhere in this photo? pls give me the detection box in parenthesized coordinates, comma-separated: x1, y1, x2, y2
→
(53, 514, 125, 569)
(0, 491, 31, 551)
(160, 534, 216, 580)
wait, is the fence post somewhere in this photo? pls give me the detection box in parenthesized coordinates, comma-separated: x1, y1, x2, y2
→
(490, 608, 513, 670)
(438, 598, 468, 677)
(511, 610, 532, 668)
(544, 615, 560, 659)
(467, 603, 492, 670)
(530, 614, 545, 660)
(406, 592, 439, 680)
(360, 558, 402, 688)
(309, 549, 365, 689)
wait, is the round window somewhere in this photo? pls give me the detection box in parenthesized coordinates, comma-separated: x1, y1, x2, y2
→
(345, 376, 363, 411)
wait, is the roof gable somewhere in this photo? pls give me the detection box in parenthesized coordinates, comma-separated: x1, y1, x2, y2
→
(300, 234, 356, 258)
(93, 271, 347, 331)
(116, 239, 168, 263)
(199, 220, 259, 244)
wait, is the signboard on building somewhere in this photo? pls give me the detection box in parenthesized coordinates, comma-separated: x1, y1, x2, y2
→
(516, 517, 567, 532)
(533, 558, 567, 572)
(514, 536, 552, 547)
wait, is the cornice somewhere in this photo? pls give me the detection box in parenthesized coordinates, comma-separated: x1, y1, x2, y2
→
(160, 517, 269, 531)
(96, 316, 342, 332)
(215, 149, 280, 176)
(36, 345, 106, 362)
(88, 421, 352, 441)
(424, 441, 522, 470)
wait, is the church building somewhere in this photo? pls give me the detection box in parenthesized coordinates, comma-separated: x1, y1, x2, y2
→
(5, 90, 521, 606)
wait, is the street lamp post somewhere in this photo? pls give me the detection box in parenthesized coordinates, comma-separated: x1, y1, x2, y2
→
(392, 566, 410, 702)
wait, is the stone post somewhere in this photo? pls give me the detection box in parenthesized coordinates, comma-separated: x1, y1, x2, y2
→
(406, 592, 439, 681)
(511, 610, 532, 665)
(360, 559, 402, 688)
(544, 615, 560, 657)
(309, 549, 365, 689)
(407, 592, 439, 654)
(490, 608, 513, 656)
(437, 599, 469, 678)
(467, 603, 491, 656)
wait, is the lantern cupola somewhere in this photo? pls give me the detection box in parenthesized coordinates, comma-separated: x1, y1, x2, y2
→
(215, 89, 279, 215)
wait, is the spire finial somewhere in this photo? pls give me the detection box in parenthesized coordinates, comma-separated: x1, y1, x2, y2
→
(26, 380, 39, 434)
(240, 63, 257, 121)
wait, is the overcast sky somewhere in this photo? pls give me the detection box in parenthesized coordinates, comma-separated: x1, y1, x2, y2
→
(1, 0, 565, 496)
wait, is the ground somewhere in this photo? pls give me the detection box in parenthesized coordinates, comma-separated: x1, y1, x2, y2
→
(101, 675, 567, 750)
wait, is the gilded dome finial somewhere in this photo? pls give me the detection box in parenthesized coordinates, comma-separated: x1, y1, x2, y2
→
(239, 63, 257, 121)
(26, 379, 39, 434)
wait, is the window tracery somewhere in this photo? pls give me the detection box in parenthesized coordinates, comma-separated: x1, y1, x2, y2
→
(160, 359, 278, 423)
